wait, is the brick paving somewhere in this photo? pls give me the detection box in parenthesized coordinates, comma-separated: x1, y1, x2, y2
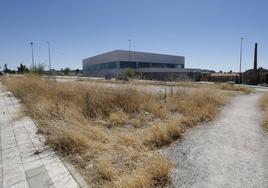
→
(0, 83, 88, 188)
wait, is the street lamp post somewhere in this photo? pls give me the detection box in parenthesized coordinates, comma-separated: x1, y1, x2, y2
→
(30, 42, 35, 70)
(47, 41, 51, 73)
(239, 37, 243, 85)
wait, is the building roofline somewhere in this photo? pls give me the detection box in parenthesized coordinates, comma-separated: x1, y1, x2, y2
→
(112, 49, 184, 58)
(83, 49, 184, 61)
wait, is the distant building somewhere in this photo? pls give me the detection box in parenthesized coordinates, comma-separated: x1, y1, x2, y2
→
(243, 43, 268, 85)
(82, 50, 201, 81)
(201, 72, 240, 83)
(243, 68, 268, 85)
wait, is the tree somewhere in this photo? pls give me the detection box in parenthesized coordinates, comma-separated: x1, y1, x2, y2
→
(3, 64, 10, 73)
(17, 64, 29, 74)
(3, 64, 15, 74)
(63, 67, 71, 75)
(124, 68, 135, 78)
(75, 69, 80, 75)
(117, 68, 135, 81)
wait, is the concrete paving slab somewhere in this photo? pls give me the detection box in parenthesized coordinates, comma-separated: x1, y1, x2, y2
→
(23, 159, 43, 171)
(9, 180, 29, 188)
(26, 165, 54, 188)
(3, 167, 26, 187)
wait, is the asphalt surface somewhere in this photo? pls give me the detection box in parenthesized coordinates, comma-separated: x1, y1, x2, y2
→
(162, 92, 268, 188)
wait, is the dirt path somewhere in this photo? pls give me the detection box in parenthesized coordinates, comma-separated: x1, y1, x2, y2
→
(162, 92, 268, 188)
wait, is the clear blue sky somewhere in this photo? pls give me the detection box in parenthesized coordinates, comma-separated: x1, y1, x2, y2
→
(0, 0, 267, 71)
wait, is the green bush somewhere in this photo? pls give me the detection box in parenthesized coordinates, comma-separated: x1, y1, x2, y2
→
(63, 67, 71, 75)
(124, 68, 135, 78)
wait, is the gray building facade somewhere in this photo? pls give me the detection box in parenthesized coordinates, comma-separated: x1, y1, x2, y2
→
(83, 50, 201, 81)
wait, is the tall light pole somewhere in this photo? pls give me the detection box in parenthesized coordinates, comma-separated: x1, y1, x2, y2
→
(47, 41, 51, 73)
(239, 37, 243, 85)
(128, 39, 131, 62)
(30, 42, 35, 70)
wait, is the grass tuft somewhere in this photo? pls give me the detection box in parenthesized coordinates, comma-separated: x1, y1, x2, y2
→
(97, 160, 117, 182)
(109, 111, 128, 126)
(114, 153, 172, 188)
(144, 120, 184, 148)
(46, 128, 89, 154)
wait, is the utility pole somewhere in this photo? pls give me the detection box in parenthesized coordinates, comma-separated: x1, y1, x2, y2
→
(47, 41, 51, 73)
(239, 37, 243, 85)
(128, 39, 131, 62)
(30, 42, 35, 70)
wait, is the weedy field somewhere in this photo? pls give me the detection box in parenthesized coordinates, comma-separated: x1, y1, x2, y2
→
(73, 78, 252, 94)
(1, 75, 248, 187)
(260, 93, 268, 131)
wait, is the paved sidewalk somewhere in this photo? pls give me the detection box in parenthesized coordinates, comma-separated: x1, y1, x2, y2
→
(0, 83, 88, 188)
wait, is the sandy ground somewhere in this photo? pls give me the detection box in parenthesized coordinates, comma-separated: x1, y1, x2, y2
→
(162, 92, 268, 188)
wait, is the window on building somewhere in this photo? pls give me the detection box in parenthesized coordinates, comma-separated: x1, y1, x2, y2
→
(176, 64, 184, 68)
(88, 64, 100, 71)
(120, 61, 137, 69)
(108, 62, 117, 69)
(151, 63, 163, 68)
(100, 63, 109, 69)
(138, 62, 150, 68)
(163, 64, 176, 68)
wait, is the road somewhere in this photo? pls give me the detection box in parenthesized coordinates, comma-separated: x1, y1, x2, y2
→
(162, 92, 268, 188)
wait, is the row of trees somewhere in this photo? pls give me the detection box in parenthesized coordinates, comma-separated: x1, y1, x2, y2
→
(1, 63, 43, 74)
(1, 64, 79, 75)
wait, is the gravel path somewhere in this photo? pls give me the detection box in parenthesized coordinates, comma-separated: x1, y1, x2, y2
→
(162, 92, 268, 188)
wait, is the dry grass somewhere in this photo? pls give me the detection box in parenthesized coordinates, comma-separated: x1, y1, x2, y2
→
(63, 77, 253, 94)
(130, 80, 253, 94)
(114, 153, 172, 188)
(1, 75, 232, 187)
(143, 120, 184, 148)
(217, 83, 252, 93)
(97, 160, 117, 181)
(178, 89, 228, 127)
(259, 93, 268, 131)
(109, 111, 128, 126)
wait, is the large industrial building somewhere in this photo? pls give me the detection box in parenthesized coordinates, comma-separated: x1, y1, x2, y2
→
(83, 50, 201, 81)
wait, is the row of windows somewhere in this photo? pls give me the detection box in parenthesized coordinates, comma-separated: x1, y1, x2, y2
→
(85, 61, 184, 71)
(120, 61, 136, 69)
(85, 62, 117, 71)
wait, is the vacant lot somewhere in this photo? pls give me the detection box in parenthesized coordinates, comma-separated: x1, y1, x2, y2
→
(1, 75, 243, 187)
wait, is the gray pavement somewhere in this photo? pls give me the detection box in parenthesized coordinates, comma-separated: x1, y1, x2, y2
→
(0, 83, 88, 188)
